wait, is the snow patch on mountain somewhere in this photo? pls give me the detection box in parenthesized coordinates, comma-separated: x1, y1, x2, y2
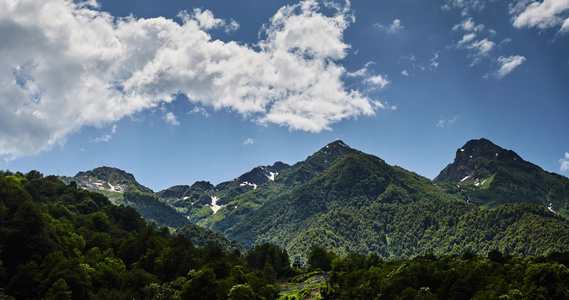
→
(210, 196, 225, 214)
(240, 181, 257, 189)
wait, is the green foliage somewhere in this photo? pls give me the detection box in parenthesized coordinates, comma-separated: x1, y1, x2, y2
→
(212, 150, 569, 260)
(227, 284, 255, 300)
(434, 139, 569, 218)
(122, 190, 189, 228)
(308, 246, 336, 272)
(322, 251, 569, 300)
(0, 171, 277, 299)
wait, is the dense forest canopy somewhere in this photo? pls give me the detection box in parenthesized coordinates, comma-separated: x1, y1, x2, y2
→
(2, 169, 569, 299)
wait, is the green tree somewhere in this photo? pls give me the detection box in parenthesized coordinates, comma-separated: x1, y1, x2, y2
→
(227, 284, 255, 300)
(308, 246, 336, 271)
(44, 278, 72, 300)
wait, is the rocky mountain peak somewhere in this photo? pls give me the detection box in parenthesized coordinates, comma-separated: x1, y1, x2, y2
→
(434, 138, 524, 184)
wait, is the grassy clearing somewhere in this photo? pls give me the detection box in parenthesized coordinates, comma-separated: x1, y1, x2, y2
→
(278, 274, 327, 300)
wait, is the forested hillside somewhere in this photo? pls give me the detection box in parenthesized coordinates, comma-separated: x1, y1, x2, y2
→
(61, 167, 191, 228)
(319, 249, 569, 299)
(57, 139, 569, 263)
(219, 149, 569, 259)
(0, 171, 289, 299)
(3, 167, 569, 299)
(435, 138, 569, 217)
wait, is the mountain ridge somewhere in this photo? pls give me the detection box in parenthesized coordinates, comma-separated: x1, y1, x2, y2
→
(435, 138, 569, 217)
(58, 138, 569, 259)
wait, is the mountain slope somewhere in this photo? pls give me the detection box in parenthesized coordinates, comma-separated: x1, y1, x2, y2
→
(201, 140, 569, 260)
(434, 138, 569, 217)
(62, 167, 189, 228)
(155, 162, 290, 224)
(222, 150, 461, 257)
(197, 140, 359, 231)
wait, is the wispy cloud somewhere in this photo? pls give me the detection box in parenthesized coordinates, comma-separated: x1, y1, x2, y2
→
(436, 116, 458, 128)
(243, 138, 255, 146)
(493, 55, 526, 79)
(375, 19, 404, 34)
(92, 125, 117, 143)
(400, 52, 439, 74)
(453, 18, 485, 32)
(560, 152, 569, 172)
(189, 107, 210, 118)
(0, 0, 389, 158)
(348, 62, 391, 90)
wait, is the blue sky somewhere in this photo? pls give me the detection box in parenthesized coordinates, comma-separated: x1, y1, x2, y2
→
(1, 0, 568, 191)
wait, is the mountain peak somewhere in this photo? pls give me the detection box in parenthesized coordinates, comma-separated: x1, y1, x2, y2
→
(324, 139, 350, 149)
(73, 166, 153, 194)
(434, 138, 524, 184)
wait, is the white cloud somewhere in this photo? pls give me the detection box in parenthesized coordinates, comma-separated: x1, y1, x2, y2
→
(561, 17, 569, 32)
(189, 107, 210, 117)
(401, 70, 410, 76)
(430, 52, 440, 70)
(375, 19, 404, 34)
(347, 62, 390, 90)
(560, 152, 569, 172)
(453, 18, 485, 32)
(443, 0, 487, 15)
(456, 35, 495, 65)
(365, 75, 390, 90)
(511, 0, 569, 32)
(469, 39, 495, 56)
(458, 33, 477, 46)
(243, 138, 254, 145)
(163, 112, 180, 126)
(436, 116, 458, 128)
(0, 0, 386, 158)
(92, 124, 117, 142)
(494, 55, 526, 79)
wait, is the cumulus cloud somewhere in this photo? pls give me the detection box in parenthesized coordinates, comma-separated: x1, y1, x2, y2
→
(511, 0, 569, 32)
(375, 19, 404, 33)
(560, 152, 569, 172)
(0, 0, 386, 158)
(365, 75, 390, 90)
(494, 55, 526, 79)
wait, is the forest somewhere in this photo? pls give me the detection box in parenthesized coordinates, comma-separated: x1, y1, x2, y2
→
(0, 171, 289, 299)
(2, 170, 569, 299)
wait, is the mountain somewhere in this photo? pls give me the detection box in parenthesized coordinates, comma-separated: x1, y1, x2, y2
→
(215, 161, 290, 205)
(61, 166, 152, 201)
(197, 140, 359, 231)
(197, 140, 569, 259)
(434, 138, 569, 217)
(58, 139, 569, 260)
(155, 162, 290, 224)
(62, 167, 189, 228)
